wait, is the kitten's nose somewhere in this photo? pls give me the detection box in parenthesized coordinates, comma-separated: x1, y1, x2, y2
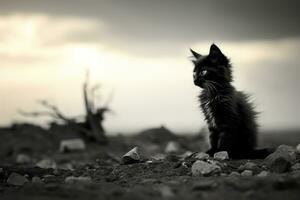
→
(193, 75, 200, 85)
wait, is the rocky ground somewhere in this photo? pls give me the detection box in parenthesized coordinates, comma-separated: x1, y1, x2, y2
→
(0, 124, 300, 200)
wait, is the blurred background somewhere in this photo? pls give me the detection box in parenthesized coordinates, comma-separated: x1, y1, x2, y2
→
(0, 0, 299, 134)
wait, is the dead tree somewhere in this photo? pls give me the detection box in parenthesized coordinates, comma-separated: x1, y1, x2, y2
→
(19, 71, 112, 144)
(82, 70, 112, 143)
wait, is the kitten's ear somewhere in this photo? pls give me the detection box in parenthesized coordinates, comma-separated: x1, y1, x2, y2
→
(190, 48, 202, 59)
(209, 44, 226, 64)
(209, 44, 223, 56)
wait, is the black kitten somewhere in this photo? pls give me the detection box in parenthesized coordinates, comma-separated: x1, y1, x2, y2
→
(190, 44, 272, 159)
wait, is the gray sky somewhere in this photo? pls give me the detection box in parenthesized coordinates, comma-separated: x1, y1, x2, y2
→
(0, 0, 299, 133)
(1, 0, 300, 54)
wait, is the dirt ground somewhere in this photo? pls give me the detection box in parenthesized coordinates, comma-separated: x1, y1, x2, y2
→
(0, 124, 300, 200)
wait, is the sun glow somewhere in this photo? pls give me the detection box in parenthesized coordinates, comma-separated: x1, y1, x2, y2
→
(0, 13, 299, 131)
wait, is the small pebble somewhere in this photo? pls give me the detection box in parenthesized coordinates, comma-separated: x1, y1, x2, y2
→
(291, 163, 300, 171)
(241, 170, 253, 176)
(7, 172, 29, 186)
(194, 152, 210, 160)
(36, 159, 57, 169)
(238, 162, 259, 171)
(192, 160, 221, 176)
(277, 145, 296, 158)
(32, 176, 43, 184)
(165, 141, 181, 154)
(16, 154, 32, 164)
(264, 150, 293, 173)
(214, 151, 229, 161)
(257, 171, 269, 177)
(122, 147, 144, 164)
(42, 174, 56, 183)
(151, 153, 166, 161)
(229, 171, 240, 177)
(158, 185, 174, 198)
(179, 151, 193, 159)
(59, 138, 86, 152)
(65, 176, 92, 185)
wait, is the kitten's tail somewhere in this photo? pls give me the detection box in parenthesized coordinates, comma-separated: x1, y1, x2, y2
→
(230, 148, 275, 159)
(247, 148, 275, 159)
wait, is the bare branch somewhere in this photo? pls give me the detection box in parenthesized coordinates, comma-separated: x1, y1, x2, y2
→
(103, 89, 114, 108)
(36, 99, 71, 122)
(18, 109, 58, 119)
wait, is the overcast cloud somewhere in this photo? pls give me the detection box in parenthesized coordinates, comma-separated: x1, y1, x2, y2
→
(1, 0, 300, 55)
(0, 0, 299, 133)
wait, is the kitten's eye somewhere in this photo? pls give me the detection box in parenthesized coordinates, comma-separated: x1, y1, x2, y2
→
(200, 70, 208, 76)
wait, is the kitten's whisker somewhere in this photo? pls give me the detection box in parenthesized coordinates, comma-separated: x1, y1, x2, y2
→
(210, 83, 217, 94)
(205, 83, 212, 95)
(207, 80, 222, 87)
(206, 82, 216, 96)
(208, 82, 217, 94)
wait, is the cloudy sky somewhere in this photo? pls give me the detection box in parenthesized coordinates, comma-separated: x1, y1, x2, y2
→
(0, 0, 299, 133)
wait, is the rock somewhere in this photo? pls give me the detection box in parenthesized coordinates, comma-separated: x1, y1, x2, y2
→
(16, 154, 32, 164)
(32, 176, 43, 184)
(264, 145, 297, 173)
(0, 168, 3, 175)
(58, 163, 74, 171)
(291, 163, 300, 171)
(257, 171, 269, 177)
(238, 162, 259, 171)
(291, 171, 300, 179)
(157, 185, 174, 198)
(151, 153, 166, 161)
(194, 152, 210, 160)
(59, 138, 86, 153)
(122, 147, 145, 164)
(241, 170, 253, 176)
(179, 151, 193, 159)
(65, 176, 92, 185)
(191, 160, 221, 176)
(296, 144, 300, 154)
(192, 180, 219, 190)
(146, 160, 153, 164)
(277, 145, 297, 160)
(42, 174, 57, 183)
(207, 159, 220, 166)
(229, 171, 240, 177)
(7, 172, 29, 186)
(214, 151, 229, 161)
(265, 154, 290, 173)
(36, 159, 57, 169)
(165, 141, 181, 153)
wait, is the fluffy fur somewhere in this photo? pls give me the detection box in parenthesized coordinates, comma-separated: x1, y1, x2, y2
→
(190, 44, 272, 159)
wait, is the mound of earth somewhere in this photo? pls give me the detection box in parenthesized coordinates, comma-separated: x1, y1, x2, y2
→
(0, 124, 300, 200)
